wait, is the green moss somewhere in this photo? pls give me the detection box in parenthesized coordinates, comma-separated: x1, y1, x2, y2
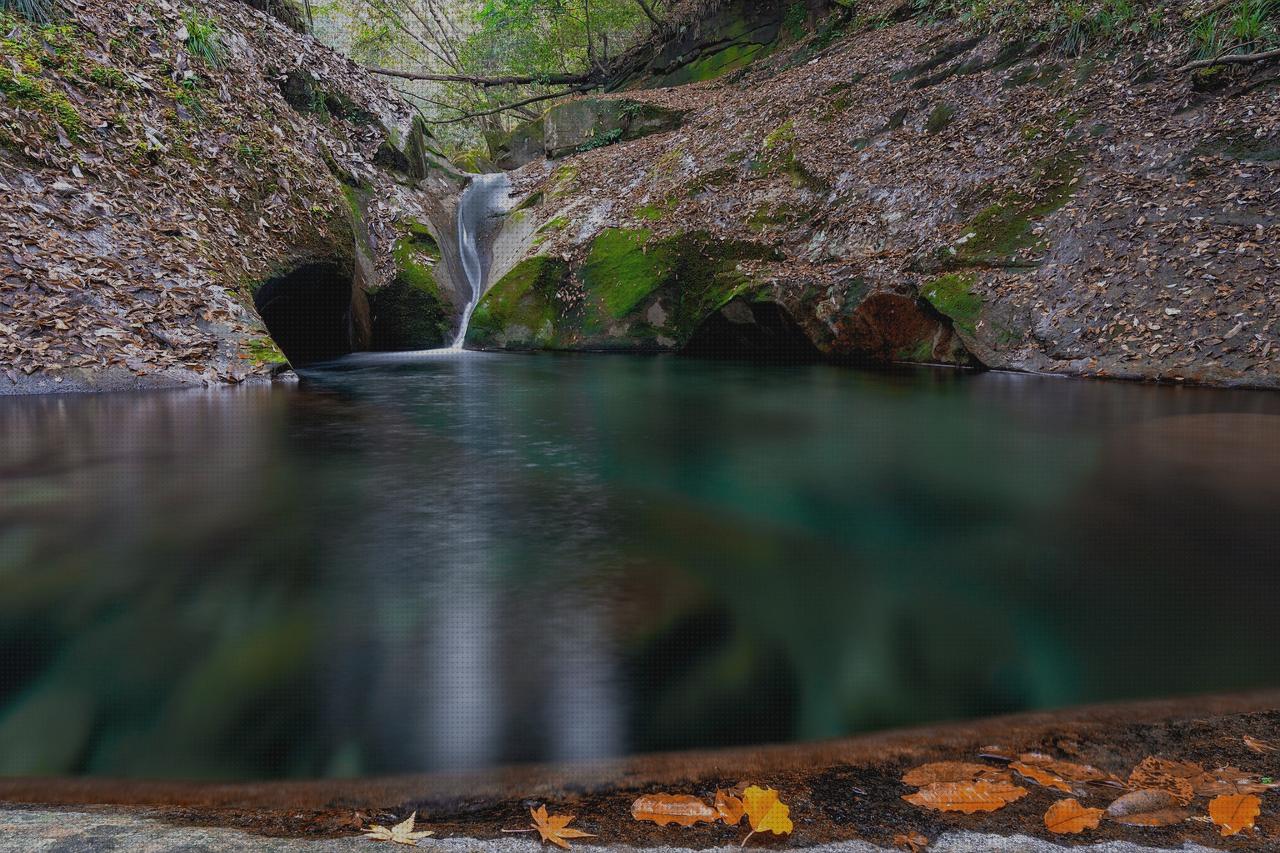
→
(752, 120, 826, 191)
(581, 228, 671, 318)
(513, 190, 544, 212)
(657, 41, 771, 86)
(0, 68, 82, 134)
(926, 103, 956, 134)
(466, 256, 573, 348)
(635, 195, 680, 221)
(921, 273, 981, 336)
(549, 164, 579, 199)
(243, 337, 287, 365)
(952, 151, 1082, 266)
(896, 336, 936, 362)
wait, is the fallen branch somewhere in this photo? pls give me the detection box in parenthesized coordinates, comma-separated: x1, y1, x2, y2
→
(1178, 47, 1280, 71)
(416, 85, 596, 124)
(367, 67, 598, 88)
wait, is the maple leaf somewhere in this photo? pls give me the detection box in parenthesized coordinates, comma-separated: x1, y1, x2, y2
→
(902, 781, 1028, 814)
(631, 794, 718, 827)
(1105, 789, 1188, 827)
(715, 790, 746, 826)
(530, 805, 596, 849)
(362, 811, 434, 846)
(901, 762, 1008, 786)
(1043, 798, 1104, 834)
(893, 830, 929, 852)
(739, 786, 793, 846)
(1208, 793, 1261, 837)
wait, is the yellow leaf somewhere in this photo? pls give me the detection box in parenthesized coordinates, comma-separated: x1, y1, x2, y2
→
(631, 794, 718, 827)
(1208, 793, 1260, 837)
(739, 786, 792, 845)
(902, 781, 1028, 814)
(530, 805, 596, 849)
(362, 811, 435, 846)
(1043, 798, 1104, 834)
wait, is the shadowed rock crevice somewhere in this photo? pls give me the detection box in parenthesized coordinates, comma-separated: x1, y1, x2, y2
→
(253, 262, 357, 367)
(682, 298, 822, 363)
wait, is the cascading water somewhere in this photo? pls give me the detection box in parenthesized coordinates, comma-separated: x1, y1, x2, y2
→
(452, 172, 512, 349)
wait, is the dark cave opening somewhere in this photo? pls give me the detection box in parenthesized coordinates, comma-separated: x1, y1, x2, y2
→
(682, 299, 823, 364)
(253, 263, 356, 367)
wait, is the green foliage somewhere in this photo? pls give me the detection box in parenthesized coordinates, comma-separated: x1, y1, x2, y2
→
(576, 126, 622, 151)
(1189, 0, 1277, 61)
(182, 9, 224, 66)
(0, 0, 57, 24)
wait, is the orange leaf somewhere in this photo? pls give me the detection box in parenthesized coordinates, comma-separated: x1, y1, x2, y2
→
(1011, 762, 1072, 793)
(715, 790, 746, 826)
(1193, 766, 1275, 797)
(1106, 790, 1188, 827)
(1043, 798, 1104, 834)
(1208, 793, 1260, 837)
(631, 794, 717, 827)
(902, 762, 1008, 786)
(1127, 757, 1200, 804)
(893, 830, 929, 852)
(1244, 735, 1276, 754)
(902, 781, 1028, 814)
(740, 786, 792, 844)
(530, 806, 596, 849)
(1017, 753, 1120, 784)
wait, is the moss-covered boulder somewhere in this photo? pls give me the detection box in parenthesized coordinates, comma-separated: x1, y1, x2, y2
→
(543, 98, 684, 157)
(368, 222, 451, 350)
(466, 229, 782, 351)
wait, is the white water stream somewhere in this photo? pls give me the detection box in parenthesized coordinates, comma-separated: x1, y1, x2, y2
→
(451, 172, 513, 349)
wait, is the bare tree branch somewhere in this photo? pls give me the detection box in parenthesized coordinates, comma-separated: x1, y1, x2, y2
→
(423, 85, 596, 123)
(368, 66, 599, 87)
(633, 0, 663, 28)
(1178, 47, 1280, 71)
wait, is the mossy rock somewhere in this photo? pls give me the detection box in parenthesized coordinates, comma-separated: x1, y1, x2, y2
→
(485, 117, 546, 169)
(925, 103, 956, 135)
(920, 272, 982, 337)
(542, 98, 684, 158)
(369, 224, 449, 349)
(749, 120, 828, 191)
(466, 256, 574, 349)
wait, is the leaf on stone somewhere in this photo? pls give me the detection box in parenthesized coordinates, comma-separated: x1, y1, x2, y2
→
(1243, 735, 1276, 754)
(740, 786, 793, 844)
(631, 794, 718, 827)
(1127, 757, 1201, 804)
(902, 781, 1028, 814)
(1017, 753, 1120, 785)
(530, 805, 596, 849)
(902, 762, 1009, 786)
(1106, 789, 1189, 826)
(715, 790, 746, 826)
(1208, 793, 1260, 837)
(362, 811, 435, 846)
(1193, 766, 1275, 797)
(1043, 798, 1104, 834)
(1010, 762, 1073, 793)
(893, 830, 930, 852)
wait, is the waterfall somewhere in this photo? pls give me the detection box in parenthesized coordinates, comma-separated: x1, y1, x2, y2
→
(451, 172, 512, 349)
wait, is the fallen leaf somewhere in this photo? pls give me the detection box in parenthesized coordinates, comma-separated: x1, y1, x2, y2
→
(363, 811, 434, 846)
(1208, 793, 1260, 837)
(902, 781, 1028, 814)
(1244, 735, 1276, 754)
(1017, 753, 1120, 784)
(530, 806, 596, 849)
(1043, 798, 1104, 834)
(902, 762, 1009, 786)
(1194, 766, 1275, 797)
(740, 786, 793, 845)
(1011, 762, 1072, 793)
(893, 830, 929, 852)
(1106, 789, 1188, 826)
(631, 794, 718, 827)
(715, 790, 746, 825)
(1127, 757, 1200, 804)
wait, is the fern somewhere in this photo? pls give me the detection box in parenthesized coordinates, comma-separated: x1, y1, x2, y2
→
(182, 9, 224, 66)
(0, 0, 58, 24)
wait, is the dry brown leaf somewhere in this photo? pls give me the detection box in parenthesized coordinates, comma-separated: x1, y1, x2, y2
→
(902, 762, 1008, 787)
(1193, 766, 1275, 797)
(893, 830, 929, 852)
(902, 781, 1028, 814)
(1127, 757, 1200, 804)
(1106, 789, 1189, 827)
(529, 806, 596, 849)
(1208, 793, 1261, 837)
(362, 811, 434, 846)
(1018, 753, 1120, 784)
(1243, 735, 1276, 754)
(1011, 762, 1073, 793)
(715, 790, 746, 826)
(631, 794, 718, 827)
(1043, 798, 1104, 834)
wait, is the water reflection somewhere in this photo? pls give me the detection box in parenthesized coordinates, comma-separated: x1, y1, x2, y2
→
(1, 355, 1278, 780)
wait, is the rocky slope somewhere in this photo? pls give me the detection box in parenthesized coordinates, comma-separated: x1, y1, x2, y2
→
(0, 0, 467, 393)
(470, 0, 1279, 388)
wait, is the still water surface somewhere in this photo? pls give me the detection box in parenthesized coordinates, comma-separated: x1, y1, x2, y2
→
(1, 353, 1279, 780)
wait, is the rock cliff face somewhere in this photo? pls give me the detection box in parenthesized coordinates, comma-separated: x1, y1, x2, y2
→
(0, 0, 466, 393)
(469, 0, 1279, 387)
